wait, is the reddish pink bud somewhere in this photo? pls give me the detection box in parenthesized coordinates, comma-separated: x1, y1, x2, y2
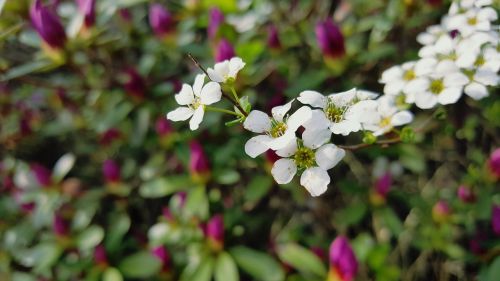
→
(432, 200, 451, 223)
(328, 236, 358, 281)
(124, 69, 146, 99)
(189, 141, 210, 175)
(310, 246, 327, 262)
(427, 0, 442, 6)
(102, 159, 120, 183)
(457, 185, 475, 203)
(488, 148, 500, 179)
(205, 214, 224, 250)
(53, 213, 69, 236)
(31, 163, 52, 187)
(76, 0, 96, 28)
(375, 172, 392, 197)
(315, 19, 345, 59)
(215, 39, 235, 62)
(208, 7, 224, 39)
(267, 24, 281, 50)
(30, 0, 67, 49)
(151, 246, 171, 270)
(162, 207, 174, 221)
(155, 117, 173, 137)
(265, 150, 280, 164)
(94, 244, 108, 265)
(99, 128, 122, 146)
(493, 205, 500, 236)
(149, 4, 175, 38)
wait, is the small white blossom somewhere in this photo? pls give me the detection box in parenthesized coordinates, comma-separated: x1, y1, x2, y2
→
(207, 57, 246, 83)
(243, 101, 312, 158)
(445, 6, 497, 36)
(417, 25, 448, 46)
(362, 96, 414, 136)
(379, 62, 420, 99)
(463, 69, 499, 100)
(271, 140, 345, 197)
(166, 74, 222, 130)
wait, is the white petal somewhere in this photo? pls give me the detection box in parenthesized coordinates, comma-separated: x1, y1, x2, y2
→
(436, 60, 459, 75)
(415, 58, 437, 76)
(244, 135, 272, 158)
(478, 7, 497, 21)
(391, 111, 413, 126)
(276, 139, 298, 157)
(267, 131, 296, 150)
(329, 88, 357, 107)
(384, 80, 405, 95)
(207, 68, 224, 83)
(286, 106, 312, 131)
(464, 82, 489, 100)
(444, 72, 469, 87)
(347, 100, 378, 123)
(404, 78, 430, 95)
(303, 110, 330, 132)
(356, 90, 379, 100)
(228, 57, 245, 78)
(300, 167, 330, 197)
(271, 158, 297, 184)
(474, 70, 499, 86)
(438, 87, 463, 105)
(297, 90, 327, 108)
(380, 66, 403, 83)
(200, 82, 222, 105)
(166, 107, 194, 121)
(303, 128, 331, 149)
(189, 107, 204, 130)
(193, 74, 206, 96)
(243, 110, 272, 133)
(175, 84, 195, 105)
(415, 92, 438, 109)
(315, 144, 345, 170)
(271, 100, 293, 122)
(330, 120, 361, 136)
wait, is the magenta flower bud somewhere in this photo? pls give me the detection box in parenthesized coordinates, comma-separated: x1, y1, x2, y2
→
(124, 68, 146, 99)
(208, 7, 224, 39)
(267, 24, 281, 50)
(329, 236, 358, 281)
(30, 0, 67, 49)
(215, 39, 235, 62)
(315, 19, 345, 59)
(173, 191, 187, 208)
(151, 246, 171, 270)
(53, 213, 69, 236)
(493, 205, 500, 236)
(31, 163, 52, 187)
(119, 8, 132, 22)
(149, 4, 175, 38)
(155, 117, 173, 137)
(488, 148, 500, 179)
(76, 0, 95, 28)
(189, 140, 210, 175)
(99, 128, 122, 146)
(310, 246, 327, 262)
(427, 0, 442, 6)
(162, 207, 174, 221)
(432, 200, 451, 223)
(94, 244, 108, 265)
(205, 214, 224, 250)
(102, 159, 120, 183)
(457, 185, 475, 203)
(374, 172, 392, 197)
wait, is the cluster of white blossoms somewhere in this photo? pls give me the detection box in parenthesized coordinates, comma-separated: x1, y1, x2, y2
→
(166, 0, 498, 197)
(380, 0, 499, 109)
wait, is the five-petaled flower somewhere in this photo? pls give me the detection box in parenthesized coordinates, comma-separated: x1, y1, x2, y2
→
(207, 57, 245, 84)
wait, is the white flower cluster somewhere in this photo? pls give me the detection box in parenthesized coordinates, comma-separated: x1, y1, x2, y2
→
(380, 0, 499, 109)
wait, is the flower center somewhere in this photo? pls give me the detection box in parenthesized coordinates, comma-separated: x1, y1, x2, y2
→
(429, 79, 444, 95)
(403, 70, 415, 81)
(380, 117, 392, 128)
(467, 17, 477, 26)
(395, 93, 408, 108)
(270, 120, 288, 138)
(192, 97, 202, 109)
(293, 147, 316, 170)
(474, 55, 485, 67)
(325, 101, 346, 123)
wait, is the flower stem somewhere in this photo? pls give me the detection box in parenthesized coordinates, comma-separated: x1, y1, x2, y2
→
(230, 86, 239, 101)
(205, 106, 242, 117)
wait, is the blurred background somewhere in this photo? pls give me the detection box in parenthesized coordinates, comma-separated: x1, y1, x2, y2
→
(0, 0, 499, 280)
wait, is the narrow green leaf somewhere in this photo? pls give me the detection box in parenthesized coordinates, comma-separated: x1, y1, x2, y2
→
(102, 267, 124, 281)
(0, 59, 55, 81)
(215, 252, 239, 281)
(276, 243, 327, 278)
(52, 153, 76, 183)
(118, 251, 162, 278)
(76, 225, 104, 251)
(230, 246, 285, 281)
(139, 176, 191, 198)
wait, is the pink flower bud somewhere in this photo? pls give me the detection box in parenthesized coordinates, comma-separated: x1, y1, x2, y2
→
(315, 19, 345, 59)
(215, 39, 235, 62)
(162, 207, 174, 221)
(267, 24, 281, 50)
(151, 246, 171, 270)
(102, 159, 120, 183)
(432, 200, 451, 223)
(328, 236, 358, 281)
(155, 117, 173, 137)
(493, 205, 500, 236)
(488, 148, 500, 179)
(94, 244, 108, 265)
(208, 7, 224, 39)
(53, 213, 69, 236)
(149, 4, 175, 38)
(99, 128, 122, 146)
(76, 0, 96, 28)
(427, 0, 442, 6)
(310, 246, 327, 262)
(457, 185, 475, 203)
(124, 68, 146, 99)
(205, 214, 224, 250)
(30, 0, 67, 49)
(375, 172, 392, 197)
(189, 140, 210, 175)
(31, 163, 52, 187)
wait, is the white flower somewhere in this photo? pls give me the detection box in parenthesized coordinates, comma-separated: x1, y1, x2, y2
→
(362, 96, 414, 136)
(166, 74, 222, 130)
(417, 25, 447, 46)
(463, 69, 499, 100)
(405, 61, 469, 109)
(449, 0, 493, 15)
(270, 140, 345, 197)
(445, 7, 497, 36)
(298, 88, 376, 140)
(243, 101, 312, 158)
(379, 62, 420, 98)
(207, 57, 246, 83)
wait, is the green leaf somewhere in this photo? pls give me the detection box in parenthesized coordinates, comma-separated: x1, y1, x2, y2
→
(181, 257, 214, 281)
(102, 267, 124, 281)
(118, 251, 162, 278)
(185, 185, 209, 220)
(230, 246, 285, 281)
(52, 153, 76, 183)
(139, 176, 191, 198)
(76, 225, 104, 251)
(105, 212, 131, 251)
(244, 176, 273, 203)
(378, 208, 403, 237)
(14, 243, 62, 272)
(0, 59, 55, 81)
(334, 203, 367, 228)
(276, 243, 327, 278)
(485, 256, 500, 281)
(215, 252, 239, 281)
